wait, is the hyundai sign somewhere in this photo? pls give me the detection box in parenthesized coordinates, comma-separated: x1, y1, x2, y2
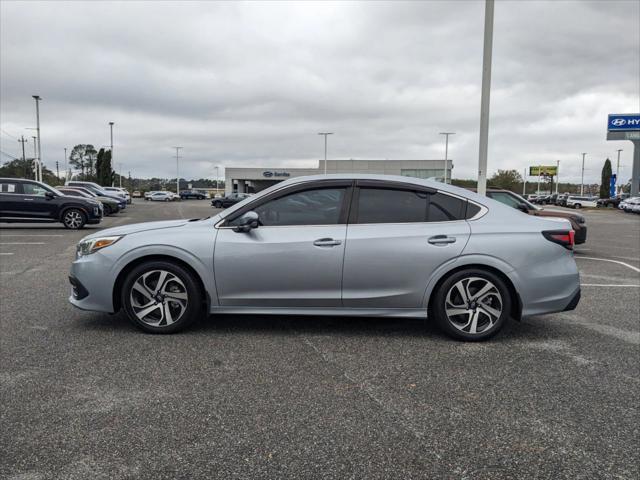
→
(608, 114, 640, 131)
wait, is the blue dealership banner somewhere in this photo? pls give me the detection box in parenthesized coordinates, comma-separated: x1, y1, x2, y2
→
(608, 113, 640, 131)
(610, 174, 617, 198)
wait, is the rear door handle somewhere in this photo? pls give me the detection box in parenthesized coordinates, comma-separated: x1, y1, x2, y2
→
(428, 235, 456, 245)
(313, 238, 342, 247)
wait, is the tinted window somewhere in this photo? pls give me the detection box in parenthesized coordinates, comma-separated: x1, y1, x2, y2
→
(22, 183, 48, 196)
(239, 188, 346, 226)
(465, 202, 481, 219)
(356, 188, 428, 223)
(428, 192, 466, 221)
(355, 188, 466, 223)
(0, 181, 19, 193)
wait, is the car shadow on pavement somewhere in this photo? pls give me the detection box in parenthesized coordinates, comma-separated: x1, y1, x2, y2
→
(78, 310, 551, 343)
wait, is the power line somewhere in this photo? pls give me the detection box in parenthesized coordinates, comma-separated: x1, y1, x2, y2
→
(0, 128, 20, 140)
(0, 150, 19, 160)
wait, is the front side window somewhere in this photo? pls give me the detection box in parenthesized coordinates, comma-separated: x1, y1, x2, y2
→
(22, 183, 48, 196)
(232, 187, 346, 226)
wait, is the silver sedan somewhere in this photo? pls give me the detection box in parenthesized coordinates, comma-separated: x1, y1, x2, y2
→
(69, 174, 580, 340)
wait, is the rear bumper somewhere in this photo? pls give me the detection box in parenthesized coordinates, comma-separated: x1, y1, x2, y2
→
(574, 226, 587, 244)
(563, 289, 581, 311)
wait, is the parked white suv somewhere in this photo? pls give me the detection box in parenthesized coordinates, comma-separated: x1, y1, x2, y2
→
(566, 195, 598, 209)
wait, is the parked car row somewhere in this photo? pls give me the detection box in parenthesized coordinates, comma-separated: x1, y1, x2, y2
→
(211, 192, 252, 208)
(144, 191, 179, 201)
(619, 197, 640, 213)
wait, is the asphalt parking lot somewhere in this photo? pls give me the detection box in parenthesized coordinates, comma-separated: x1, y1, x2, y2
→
(1, 201, 638, 479)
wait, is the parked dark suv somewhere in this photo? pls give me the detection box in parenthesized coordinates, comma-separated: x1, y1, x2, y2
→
(0, 178, 102, 229)
(211, 192, 252, 208)
(468, 188, 587, 244)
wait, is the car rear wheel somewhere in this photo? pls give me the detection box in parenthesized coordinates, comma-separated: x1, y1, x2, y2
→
(574, 204, 582, 209)
(432, 269, 511, 341)
(213, 201, 222, 208)
(62, 209, 86, 230)
(121, 261, 203, 333)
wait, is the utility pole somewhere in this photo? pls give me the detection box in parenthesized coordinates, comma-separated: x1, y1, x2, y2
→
(56, 161, 60, 179)
(173, 147, 183, 194)
(555, 160, 560, 195)
(477, 0, 494, 196)
(109, 121, 114, 175)
(616, 149, 623, 193)
(118, 162, 123, 188)
(32, 95, 42, 183)
(537, 164, 541, 194)
(31, 136, 38, 181)
(522, 167, 527, 196)
(215, 165, 220, 194)
(580, 152, 587, 195)
(64, 147, 67, 181)
(18, 136, 28, 178)
(440, 132, 455, 184)
(318, 132, 333, 175)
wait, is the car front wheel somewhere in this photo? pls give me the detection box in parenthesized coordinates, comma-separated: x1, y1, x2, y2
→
(62, 209, 86, 229)
(121, 261, 203, 333)
(431, 269, 511, 341)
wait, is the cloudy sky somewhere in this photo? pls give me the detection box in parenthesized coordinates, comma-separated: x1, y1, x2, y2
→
(1, 0, 638, 183)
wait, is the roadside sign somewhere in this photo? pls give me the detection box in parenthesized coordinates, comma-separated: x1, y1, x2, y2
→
(608, 114, 640, 131)
(529, 165, 557, 176)
(610, 174, 617, 198)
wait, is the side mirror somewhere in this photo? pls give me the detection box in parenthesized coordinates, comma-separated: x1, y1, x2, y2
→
(232, 211, 259, 233)
(45, 191, 56, 200)
(516, 204, 529, 213)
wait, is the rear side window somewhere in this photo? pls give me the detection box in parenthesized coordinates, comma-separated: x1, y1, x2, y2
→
(354, 188, 468, 223)
(356, 188, 428, 223)
(22, 183, 48, 196)
(0, 182, 19, 193)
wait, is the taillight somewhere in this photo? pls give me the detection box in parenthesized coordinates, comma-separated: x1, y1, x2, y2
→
(542, 230, 574, 250)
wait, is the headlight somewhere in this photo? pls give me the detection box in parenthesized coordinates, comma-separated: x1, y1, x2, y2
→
(76, 235, 122, 257)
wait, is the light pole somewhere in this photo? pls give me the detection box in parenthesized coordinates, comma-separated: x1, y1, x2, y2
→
(537, 164, 541, 195)
(214, 165, 220, 194)
(477, 0, 494, 196)
(580, 152, 587, 195)
(616, 149, 623, 193)
(109, 122, 114, 179)
(31, 136, 38, 180)
(440, 132, 455, 184)
(118, 162, 123, 188)
(555, 160, 560, 195)
(173, 147, 183, 195)
(32, 95, 42, 182)
(522, 167, 527, 195)
(318, 132, 333, 175)
(64, 147, 67, 180)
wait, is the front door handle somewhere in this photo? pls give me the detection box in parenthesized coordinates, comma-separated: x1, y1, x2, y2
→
(428, 235, 456, 245)
(313, 238, 342, 247)
(23, 198, 34, 201)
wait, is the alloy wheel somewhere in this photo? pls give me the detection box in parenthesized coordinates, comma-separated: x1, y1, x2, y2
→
(444, 277, 503, 335)
(64, 210, 83, 229)
(129, 270, 189, 327)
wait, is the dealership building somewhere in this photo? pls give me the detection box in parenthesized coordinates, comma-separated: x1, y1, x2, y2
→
(225, 159, 452, 194)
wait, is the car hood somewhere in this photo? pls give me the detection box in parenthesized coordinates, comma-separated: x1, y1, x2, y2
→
(83, 219, 190, 239)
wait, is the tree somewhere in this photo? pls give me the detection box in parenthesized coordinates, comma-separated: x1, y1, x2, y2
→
(488, 169, 523, 192)
(0, 158, 60, 185)
(101, 149, 114, 186)
(68, 144, 97, 180)
(600, 158, 612, 198)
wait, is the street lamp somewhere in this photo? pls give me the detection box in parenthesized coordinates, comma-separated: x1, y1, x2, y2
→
(109, 122, 114, 182)
(477, 0, 494, 196)
(439, 132, 455, 184)
(318, 132, 333, 175)
(214, 165, 220, 194)
(32, 95, 42, 182)
(173, 147, 183, 195)
(580, 153, 587, 196)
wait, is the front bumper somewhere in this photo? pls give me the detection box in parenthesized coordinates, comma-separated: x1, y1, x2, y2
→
(68, 253, 116, 313)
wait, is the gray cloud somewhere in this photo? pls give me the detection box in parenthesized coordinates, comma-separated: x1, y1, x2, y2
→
(1, 0, 638, 184)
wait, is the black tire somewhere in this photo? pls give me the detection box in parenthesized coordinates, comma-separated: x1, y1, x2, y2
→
(121, 260, 203, 334)
(104, 204, 113, 215)
(213, 201, 222, 208)
(431, 268, 512, 341)
(574, 204, 582, 209)
(61, 208, 87, 230)
(164, 198, 170, 202)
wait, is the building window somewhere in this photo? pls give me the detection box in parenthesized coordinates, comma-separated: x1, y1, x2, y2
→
(400, 169, 445, 180)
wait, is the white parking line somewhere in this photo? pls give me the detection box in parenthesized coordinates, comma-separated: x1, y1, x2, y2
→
(581, 284, 639, 287)
(0, 234, 63, 237)
(575, 256, 640, 273)
(0, 242, 46, 245)
(0, 253, 14, 256)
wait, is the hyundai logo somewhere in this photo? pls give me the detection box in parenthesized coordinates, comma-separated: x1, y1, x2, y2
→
(263, 171, 290, 178)
(612, 118, 626, 126)
(263, 171, 274, 177)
